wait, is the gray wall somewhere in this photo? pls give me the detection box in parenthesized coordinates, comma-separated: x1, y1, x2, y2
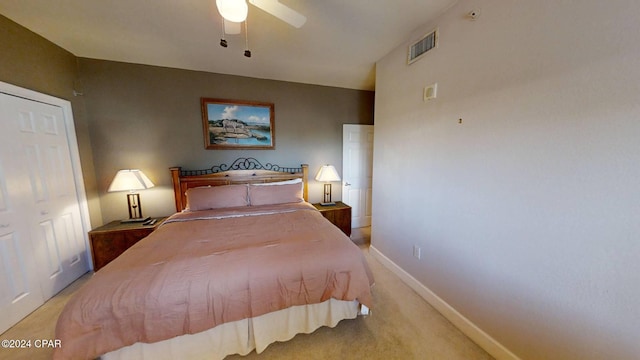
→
(0, 15, 75, 97)
(373, 0, 640, 359)
(0, 14, 374, 225)
(0, 14, 102, 227)
(78, 59, 374, 222)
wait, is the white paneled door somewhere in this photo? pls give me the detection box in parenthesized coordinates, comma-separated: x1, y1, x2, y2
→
(0, 90, 89, 333)
(0, 110, 44, 333)
(342, 124, 373, 228)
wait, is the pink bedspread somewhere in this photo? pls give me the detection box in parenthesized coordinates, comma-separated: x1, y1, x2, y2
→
(54, 202, 373, 360)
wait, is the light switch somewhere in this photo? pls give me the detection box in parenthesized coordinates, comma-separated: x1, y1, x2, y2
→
(424, 83, 437, 101)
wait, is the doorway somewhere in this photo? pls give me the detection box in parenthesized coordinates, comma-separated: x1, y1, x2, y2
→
(342, 124, 373, 229)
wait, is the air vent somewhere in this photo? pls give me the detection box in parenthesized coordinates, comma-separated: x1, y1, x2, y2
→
(408, 29, 437, 64)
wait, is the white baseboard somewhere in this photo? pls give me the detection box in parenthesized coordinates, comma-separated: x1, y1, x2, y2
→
(369, 245, 521, 360)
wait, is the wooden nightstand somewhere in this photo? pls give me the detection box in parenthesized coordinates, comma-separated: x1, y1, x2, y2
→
(88, 217, 167, 271)
(313, 201, 352, 236)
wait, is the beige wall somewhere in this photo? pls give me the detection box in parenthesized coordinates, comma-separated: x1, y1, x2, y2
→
(373, 0, 640, 359)
(0, 14, 102, 227)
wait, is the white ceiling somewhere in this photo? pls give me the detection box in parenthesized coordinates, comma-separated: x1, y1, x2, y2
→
(0, 0, 458, 90)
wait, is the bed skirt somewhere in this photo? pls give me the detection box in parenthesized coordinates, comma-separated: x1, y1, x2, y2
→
(101, 299, 365, 360)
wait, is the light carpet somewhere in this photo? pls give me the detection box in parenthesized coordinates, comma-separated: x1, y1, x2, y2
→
(1, 229, 492, 360)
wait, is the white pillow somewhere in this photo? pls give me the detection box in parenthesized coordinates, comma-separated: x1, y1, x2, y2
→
(251, 178, 302, 186)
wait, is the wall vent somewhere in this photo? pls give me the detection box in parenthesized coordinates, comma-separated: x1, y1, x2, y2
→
(408, 29, 437, 64)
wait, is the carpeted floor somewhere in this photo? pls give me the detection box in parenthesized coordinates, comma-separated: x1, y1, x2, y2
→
(1, 228, 492, 360)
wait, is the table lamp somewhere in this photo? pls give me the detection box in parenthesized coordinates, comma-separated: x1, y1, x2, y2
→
(315, 165, 341, 206)
(108, 169, 154, 222)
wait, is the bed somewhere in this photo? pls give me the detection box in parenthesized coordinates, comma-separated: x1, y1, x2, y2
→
(54, 158, 374, 360)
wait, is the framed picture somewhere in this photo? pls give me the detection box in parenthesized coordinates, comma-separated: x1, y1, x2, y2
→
(201, 98, 275, 150)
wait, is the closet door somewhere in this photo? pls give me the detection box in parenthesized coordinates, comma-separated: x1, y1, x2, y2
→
(5, 94, 88, 298)
(0, 92, 89, 333)
(0, 94, 45, 333)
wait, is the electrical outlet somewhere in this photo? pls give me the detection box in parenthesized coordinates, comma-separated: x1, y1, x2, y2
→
(413, 245, 421, 259)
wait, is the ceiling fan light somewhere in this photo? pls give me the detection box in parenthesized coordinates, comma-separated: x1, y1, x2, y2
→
(216, 0, 248, 23)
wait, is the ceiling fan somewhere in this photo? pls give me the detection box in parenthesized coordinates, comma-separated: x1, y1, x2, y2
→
(216, 0, 307, 35)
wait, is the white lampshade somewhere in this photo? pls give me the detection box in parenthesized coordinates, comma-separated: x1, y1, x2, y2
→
(216, 0, 248, 23)
(108, 169, 155, 192)
(315, 165, 341, 182)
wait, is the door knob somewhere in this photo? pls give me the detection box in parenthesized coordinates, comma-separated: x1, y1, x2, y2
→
(344, 182, 352, 186)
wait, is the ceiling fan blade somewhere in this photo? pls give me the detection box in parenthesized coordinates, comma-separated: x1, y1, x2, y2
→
(224, 20, 241, 35)
(249, 0, 307, 28)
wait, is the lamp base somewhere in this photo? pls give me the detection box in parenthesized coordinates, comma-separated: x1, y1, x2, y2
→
(121, 193, 148, 223)
(322, 183, 334, 205)
(318, 202, 336, 206)
(120, 217, 150, 223)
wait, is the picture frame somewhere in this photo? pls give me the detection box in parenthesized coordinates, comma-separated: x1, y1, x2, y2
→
(201, 98, 275, 150)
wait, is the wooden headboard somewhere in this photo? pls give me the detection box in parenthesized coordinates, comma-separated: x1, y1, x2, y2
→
(170, 158, 309, 212)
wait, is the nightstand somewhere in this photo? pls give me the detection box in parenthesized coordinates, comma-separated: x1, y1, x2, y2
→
(313, 201, 352, 236)
(88, 217, 167, 271)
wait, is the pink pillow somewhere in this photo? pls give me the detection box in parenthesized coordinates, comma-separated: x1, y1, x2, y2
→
(185, 184, 248, 211)
(248, 183, 304, 206)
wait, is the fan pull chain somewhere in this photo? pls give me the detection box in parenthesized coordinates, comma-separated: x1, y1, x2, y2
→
(219, 17, 228, 47)
(244, 18, 251, 57)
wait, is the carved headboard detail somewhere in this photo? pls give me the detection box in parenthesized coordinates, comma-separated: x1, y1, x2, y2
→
(170, 158, 308, 212)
